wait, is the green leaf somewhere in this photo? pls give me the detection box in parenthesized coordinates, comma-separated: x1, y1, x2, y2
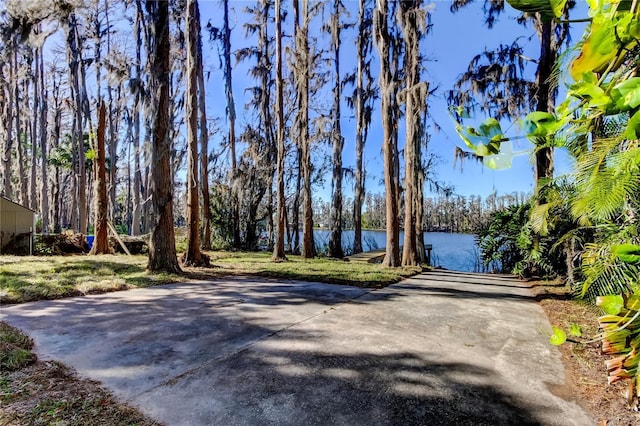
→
(455, 117, 505, 157)
(568, 80, 611, 108)
(626, 295, 640, 311)
(549, 326, 567, 346)
(522, 111, 563, 143)
(570, 323, 583, 337)
(550, 0, 568, 18)
(625, 110, 640, 140)
(506, 0, 567, 18)
(614, 244, 640, 264)
(597, 294, 625, 315)
(611, 77, 640, 112)
(571, 16, 618, 80)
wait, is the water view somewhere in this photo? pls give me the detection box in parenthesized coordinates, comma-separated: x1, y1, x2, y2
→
(313, 230, 480, 273)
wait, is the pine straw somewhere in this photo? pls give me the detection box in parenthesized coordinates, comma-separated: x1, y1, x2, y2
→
(0, 323, 160, 426)
(534, 283, 640, 425)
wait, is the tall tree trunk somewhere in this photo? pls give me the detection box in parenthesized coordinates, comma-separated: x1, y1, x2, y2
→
(221, 0, 240, 249)
(353, 0, 372, 255)
(146, 0, 181, 274)
(293, 0, 315, 258)
(328, 0, 344, 259)
(90, 102, 111, 254)
(30, 49, 38, 212)
(182, 0, 205, 266)
(374, 0, 400, 267)
(131, 1, 144, 236)
(195, 0, 212, 250)
(272, 0, 287, 262)
(16, 59, 27, 206)
(66, 12, 87, 234)
(400, 0, 426, 267)
(103, 0, 119, 226)
(38, 46, 49, 233)
(50, 68, 62, 233)
(2, 55, 14, 200)
(534, 18, 556, 190)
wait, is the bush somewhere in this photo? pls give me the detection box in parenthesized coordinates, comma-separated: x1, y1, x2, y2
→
(476, 196, 578, 279)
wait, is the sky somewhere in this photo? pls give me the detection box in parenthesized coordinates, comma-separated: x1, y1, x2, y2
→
(199, 0, 590, 200)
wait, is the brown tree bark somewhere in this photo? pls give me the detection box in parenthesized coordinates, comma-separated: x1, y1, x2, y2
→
(272, 0, 287, 262)
(37, 46, 49, 233)
(221, 0, 240, 249)
(89, 102, 112, 255)
(292, 0, 315, 258)
(146, 0, 181, 274)
(374, 0, 400, 267)
(182, 0, 207, 267)
(400, 0, 427, 267)
(534, 18, 556, 190)
(328, 0, 344, 259)
(353, 0, 370, 255)
(65, 12, 87, 234)
(2, 55, 14, 200)
(131, 0, 144, 236)
(197, 0, 212, 250)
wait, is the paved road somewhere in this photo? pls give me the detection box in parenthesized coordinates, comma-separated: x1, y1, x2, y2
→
(1, 270, 593, 425)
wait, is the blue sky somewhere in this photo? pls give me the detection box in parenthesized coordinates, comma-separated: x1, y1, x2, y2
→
(200, 0, 589, 200)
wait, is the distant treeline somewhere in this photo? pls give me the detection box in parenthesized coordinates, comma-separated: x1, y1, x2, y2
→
(312, 191, 527, 234)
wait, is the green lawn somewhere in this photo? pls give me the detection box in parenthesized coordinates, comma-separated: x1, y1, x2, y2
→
(0, 252, 423, 304)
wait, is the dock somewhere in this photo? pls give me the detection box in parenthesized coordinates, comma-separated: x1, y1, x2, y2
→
(345, 249, 387, 264)
(345, 244, 432, 264)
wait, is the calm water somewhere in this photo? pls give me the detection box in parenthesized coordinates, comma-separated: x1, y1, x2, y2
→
(313, 230, 480, 272)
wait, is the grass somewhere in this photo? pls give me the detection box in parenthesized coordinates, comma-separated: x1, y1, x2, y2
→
(0, 255, 179, 304)
(209, 251, 422, 287)
(0, 322, 36, 372)
(0, 251, 423, 304)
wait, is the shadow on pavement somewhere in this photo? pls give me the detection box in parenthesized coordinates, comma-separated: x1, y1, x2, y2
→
(1, 274, 578, 425)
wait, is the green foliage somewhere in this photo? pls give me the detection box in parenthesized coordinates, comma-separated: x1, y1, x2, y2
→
(455, 117, 505, 157)
(460, 0, 640, 402)
(477, 203, 530, 274)
(507, 0, 568, 19)
(549, 326, 567, 346)
(534, 0, 640, 403)
(477, 183, 579, 279)
(0, 322, 36, 372)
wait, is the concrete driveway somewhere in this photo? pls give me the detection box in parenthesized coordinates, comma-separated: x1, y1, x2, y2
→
(1, 270, 592, 425)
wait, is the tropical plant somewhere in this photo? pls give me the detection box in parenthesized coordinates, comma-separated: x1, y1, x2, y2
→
(476, 182, 577, 278)
(468, 0, 640, 403)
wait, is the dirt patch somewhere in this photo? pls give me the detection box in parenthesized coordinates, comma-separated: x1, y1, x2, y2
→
(533, 283, 640, 425)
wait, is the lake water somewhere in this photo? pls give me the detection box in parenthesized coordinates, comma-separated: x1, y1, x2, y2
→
(312, 230, 480, 273)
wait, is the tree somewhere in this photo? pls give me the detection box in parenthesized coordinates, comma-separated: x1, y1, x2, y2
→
(130, 0, 145, 236)
(146, 0, 181, 274)
(237, 0, 276, 250)
(373, 0, 400, 267)
(221, 0, 238, 250)
(182, 0, 206, 267)
(208, 0, 239, 248)
(349, 0, 375, 255)
(400, 0, 428, 267)
(292, 0, 315, 258)
(89, 101, 112, 255)
(327, 0, 346, 259)
(36, 44, 49, 233)
(64, 10, 89, 234)
(449, 0, 571, 194)
(272, 0, 287, 262)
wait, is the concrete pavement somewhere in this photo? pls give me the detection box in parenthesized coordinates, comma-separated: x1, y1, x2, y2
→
(1, 270, 593, 425)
